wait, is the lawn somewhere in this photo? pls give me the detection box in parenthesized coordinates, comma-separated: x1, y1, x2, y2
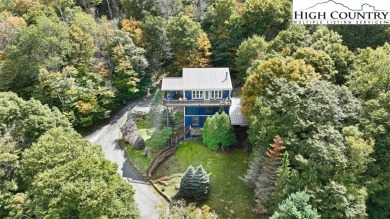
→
(122, 118, 157, 173)
(123, 141, 151, 173)
(153, 140, 259, 219)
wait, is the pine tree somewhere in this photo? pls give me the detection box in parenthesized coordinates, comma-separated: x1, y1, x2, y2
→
(193, 165, 211, 201)
(180, 165, 210, 201)
(180, 166, 196, 199)
(254, 136, 285, 214)
(271, 191, 320, 219)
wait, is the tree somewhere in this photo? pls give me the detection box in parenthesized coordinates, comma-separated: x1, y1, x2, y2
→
(22, 127, 103, 185)
(329, 25, 390, 51)
(12, 0, 40, 15)
(203, 112, 236, 151)
(167, 13, 202, 54)
(0, 15, 71, 95)
(29, 157, 138, 218)
(241, 57, 320, 117)
(149, 127, 173, 148)
(0, 12, 27, 60)
(204, 0, 239, 67)
(293, 47, 337, 81)
(34, 67, 114, 127)
(252, 136, 285, 214)
(247, 79, 371, 217)
(269, 24, 311, 56)
(146, 90, 166, 129)
(310, 26, 354, 85)
(180, 165, 210, 201)
(241, 0, 291, 39)
(0, 134, 21, 218)
(140, 15, 171, 77)
(270, 191, 320, 219)
(0, 92, 71, 147)
(347, 44, 390, 218)
(234, 35, 268, 82)
(159, 200, 218, 219)
(167, 13, 210, 73)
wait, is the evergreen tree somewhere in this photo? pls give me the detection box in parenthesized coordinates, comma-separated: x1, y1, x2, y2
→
(203, 112, 236, 151)
(270, 191, 320, 219)
(253, 136, 285, 214)
(180, 165, 210, 201)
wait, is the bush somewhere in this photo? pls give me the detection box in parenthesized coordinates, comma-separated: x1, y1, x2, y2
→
(180, 165, 210, 201)
(203, 112, 236, 151)
(149, 127, 173, 148)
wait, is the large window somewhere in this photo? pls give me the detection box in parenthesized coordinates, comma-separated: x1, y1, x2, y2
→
(192, 91, 203, 99)
(211, 90, 222, 99)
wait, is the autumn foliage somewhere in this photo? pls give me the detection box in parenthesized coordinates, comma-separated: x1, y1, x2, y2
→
(241, 57, 320, 117)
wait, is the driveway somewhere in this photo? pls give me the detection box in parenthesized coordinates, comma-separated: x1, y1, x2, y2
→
(85, 97, 166, 219)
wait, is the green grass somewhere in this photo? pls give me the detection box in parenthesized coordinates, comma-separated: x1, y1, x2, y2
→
(135, 117, 149, 129)
(123, 134, 166, 174)
(154, 140, 258, 219)
(123, 141, 151, 173)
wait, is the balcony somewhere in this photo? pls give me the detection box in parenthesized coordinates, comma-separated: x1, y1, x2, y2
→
(163, 98, 232, 107)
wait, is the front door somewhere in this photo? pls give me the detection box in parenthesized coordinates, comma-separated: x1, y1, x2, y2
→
(204, 91, 210, 100)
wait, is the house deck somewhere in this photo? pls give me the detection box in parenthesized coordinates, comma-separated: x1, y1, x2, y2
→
(163, 99, 231, 107)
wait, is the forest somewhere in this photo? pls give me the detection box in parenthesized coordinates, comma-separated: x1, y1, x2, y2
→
(1, 0, 390, 218)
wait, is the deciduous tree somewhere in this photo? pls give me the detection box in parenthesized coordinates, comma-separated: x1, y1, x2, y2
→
(247, 79, 371, 217)
(234, 35, 268, 81)
(241, 57, 319, 117)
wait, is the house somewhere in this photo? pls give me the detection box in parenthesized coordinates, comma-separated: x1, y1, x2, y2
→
(162, 68, 246, 139)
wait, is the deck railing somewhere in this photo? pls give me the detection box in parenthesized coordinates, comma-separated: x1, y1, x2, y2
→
(163, 98, 231, 106)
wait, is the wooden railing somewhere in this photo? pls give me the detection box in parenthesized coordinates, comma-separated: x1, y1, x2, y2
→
(146, 128, 189, 177)
(163, 98, 231, 106)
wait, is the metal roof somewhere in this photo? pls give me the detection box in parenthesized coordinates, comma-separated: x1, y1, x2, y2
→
(161, 68, 233, 91)
(229, 97, 247, 126)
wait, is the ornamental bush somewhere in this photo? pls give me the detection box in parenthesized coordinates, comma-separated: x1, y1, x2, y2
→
(180, 165, 210, 201)
(203, 112, 236, 151)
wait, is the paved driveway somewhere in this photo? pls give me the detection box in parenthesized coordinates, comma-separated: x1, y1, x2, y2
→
(86, 97, 166, 219)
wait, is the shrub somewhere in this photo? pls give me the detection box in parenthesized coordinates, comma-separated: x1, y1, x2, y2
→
(180, 165, 210, 201)
(203, 112, 236, 151)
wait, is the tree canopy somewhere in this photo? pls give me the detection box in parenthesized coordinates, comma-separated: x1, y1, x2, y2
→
(203, 112, 236, 151)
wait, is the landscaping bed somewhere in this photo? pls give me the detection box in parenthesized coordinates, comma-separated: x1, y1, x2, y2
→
(153, 140, 259, 219)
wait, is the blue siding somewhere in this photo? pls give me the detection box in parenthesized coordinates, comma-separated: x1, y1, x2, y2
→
(185, 91, 192, 100)
(184, 106, 229, 128)
(223, 90, 230, 98)
(185, 106, 221, 116)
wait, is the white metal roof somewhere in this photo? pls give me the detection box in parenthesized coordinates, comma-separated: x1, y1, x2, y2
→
(161, 68, 233, 91)
(229, 97, 247, 126)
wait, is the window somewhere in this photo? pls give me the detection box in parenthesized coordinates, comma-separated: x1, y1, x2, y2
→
(211, 90, 222, 99)
(192, 91, 203, 99)
(192, 117, 199, 126)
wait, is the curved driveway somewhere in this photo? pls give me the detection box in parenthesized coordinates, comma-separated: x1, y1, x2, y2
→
(85, 97, 165, 219)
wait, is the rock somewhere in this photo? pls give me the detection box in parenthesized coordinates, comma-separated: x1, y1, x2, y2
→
(157, 180, 169, 186)
(128, 133, 145, 149)
(122, 117, 137, 134)
(129, 105, 150, 119)
(144, 147, 152, 158)
(121, 118, 145, 149)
